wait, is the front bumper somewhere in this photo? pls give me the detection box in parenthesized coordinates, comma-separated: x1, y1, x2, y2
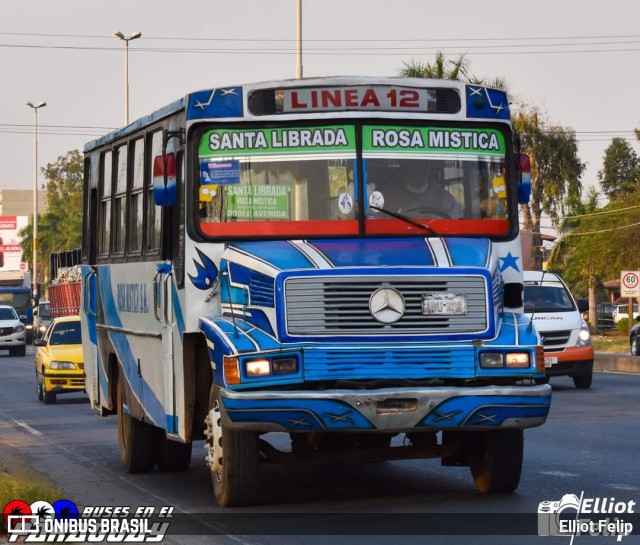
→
(544, 345, 594, 377)
(219, 384, 551, 433)
(44, 372, 85, 393)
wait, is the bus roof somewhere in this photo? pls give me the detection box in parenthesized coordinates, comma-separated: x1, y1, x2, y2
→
(84, 76, 510, 152)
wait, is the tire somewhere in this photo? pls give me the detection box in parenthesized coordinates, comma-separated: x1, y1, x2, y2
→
(206, 386, 259, 507)
(43, 386, 56, 405)
(470, 430, 523, 493)
(8, 348, 15, 357)
(155, 429, 192, 472)
(117, 373, 156, 473)
(36, 374, 43, 401)
(17, 345, 26, 357)
(573, 372, 593, 390)
(631, 336, 640, 356)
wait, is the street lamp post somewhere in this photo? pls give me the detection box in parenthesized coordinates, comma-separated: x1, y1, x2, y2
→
(113, 31, 142, 124)
(25, 100, 46, 302)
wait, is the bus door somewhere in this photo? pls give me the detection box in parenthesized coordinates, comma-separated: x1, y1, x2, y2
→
(153, 262, 177, 433)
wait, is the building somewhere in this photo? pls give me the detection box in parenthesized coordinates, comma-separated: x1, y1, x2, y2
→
(0, 190, 47, 216)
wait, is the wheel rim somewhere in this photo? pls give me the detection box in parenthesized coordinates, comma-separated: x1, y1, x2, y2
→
(211, 399, 224, 483)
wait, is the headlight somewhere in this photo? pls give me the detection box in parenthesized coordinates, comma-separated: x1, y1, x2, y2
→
(245, 359, 270, 377)
(480, 352, 503, 368)
(505, 352, 530, 368)
(49, 361, 76, 370)
(38, 325, 47, 333)
(15, 324, 25, 333)
(577, 321, 592, 347)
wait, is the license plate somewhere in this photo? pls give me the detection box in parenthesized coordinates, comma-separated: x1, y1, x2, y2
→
(544, 357, 558, 368)
(422, 293, 467, 316)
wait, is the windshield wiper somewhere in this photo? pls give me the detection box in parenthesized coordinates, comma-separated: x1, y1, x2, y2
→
(369, 205, 439, 235)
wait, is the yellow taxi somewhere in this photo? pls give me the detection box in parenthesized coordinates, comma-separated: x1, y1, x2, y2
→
(34, 315, 84, 404)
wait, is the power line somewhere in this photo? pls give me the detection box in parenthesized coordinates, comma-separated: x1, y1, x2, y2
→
(2, 30, 640, 43)
(1, 43, 640, 57)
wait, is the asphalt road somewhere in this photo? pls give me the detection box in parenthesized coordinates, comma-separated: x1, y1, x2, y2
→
(1, 346, 639, 544)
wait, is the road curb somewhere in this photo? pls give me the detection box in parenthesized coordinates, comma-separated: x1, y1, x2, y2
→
(594, 352, 640, 373)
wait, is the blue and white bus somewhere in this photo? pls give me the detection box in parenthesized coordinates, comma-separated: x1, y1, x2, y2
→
(81, 76, 551, 506)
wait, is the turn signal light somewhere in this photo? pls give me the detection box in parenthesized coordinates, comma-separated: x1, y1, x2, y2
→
(223, 356, 241, 385)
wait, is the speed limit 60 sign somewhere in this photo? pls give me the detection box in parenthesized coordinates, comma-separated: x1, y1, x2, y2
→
(621, 271, 640, 297)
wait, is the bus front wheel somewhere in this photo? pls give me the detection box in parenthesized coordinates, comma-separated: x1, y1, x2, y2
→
(206, 386, 259, 507)
(470, 430, 523, 493)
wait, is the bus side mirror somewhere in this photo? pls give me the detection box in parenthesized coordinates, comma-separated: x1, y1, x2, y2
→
(517, 154, 531, 204)
(153, 154, 177, 206)
(577, 298, 589, 313)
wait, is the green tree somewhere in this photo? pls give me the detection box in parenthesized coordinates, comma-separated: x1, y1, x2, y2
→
(399, 51, 506, 89)
(597, 137, 640, 199)
(19, 150, 83, 285)
(558, 189, 640, 322)
(513, 107, 585, 269)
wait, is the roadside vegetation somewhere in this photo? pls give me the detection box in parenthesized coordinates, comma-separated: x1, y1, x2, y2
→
(592, 334, 629, 354)
(0, 467, 62, 534)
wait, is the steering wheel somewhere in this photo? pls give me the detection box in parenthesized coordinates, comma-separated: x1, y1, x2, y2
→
(401, 206, 451, 219)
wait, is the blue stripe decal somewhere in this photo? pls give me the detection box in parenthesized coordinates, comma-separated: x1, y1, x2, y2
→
(187, 87, 243, 120)
(201, 317, 257, 353)
(444, 238, 490, 267)
(232, 241, 315, 270)
(171, 278, 185, 340)
(99, 266, 165, 427)
(421, 395, 550, 427)
(223, 397, 375, 430)
(308, 239, 435, 267)
(233, 319, 281, 351)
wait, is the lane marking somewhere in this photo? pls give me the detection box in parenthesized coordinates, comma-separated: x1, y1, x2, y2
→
(607, 484, 640, 491)
(540, 470, 580, 478)
(12, 419, 43, 436)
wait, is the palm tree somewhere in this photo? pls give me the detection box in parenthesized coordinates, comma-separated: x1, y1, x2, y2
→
(399, 52, 470, 81)
(399, 51, 506, 91)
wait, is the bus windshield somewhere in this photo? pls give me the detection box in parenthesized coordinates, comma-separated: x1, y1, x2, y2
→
(196, 123, 511, 238)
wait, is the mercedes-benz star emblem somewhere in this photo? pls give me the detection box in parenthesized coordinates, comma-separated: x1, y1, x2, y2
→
(369, 288, 406, 324)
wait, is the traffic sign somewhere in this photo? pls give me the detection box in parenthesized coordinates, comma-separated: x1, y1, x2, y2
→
(620, 271, 640, 297)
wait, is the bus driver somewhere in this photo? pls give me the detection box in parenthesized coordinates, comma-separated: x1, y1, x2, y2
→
(388, 160, 462, 219)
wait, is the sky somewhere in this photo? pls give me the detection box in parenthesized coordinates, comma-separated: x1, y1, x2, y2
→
(2, 0, 640, 236)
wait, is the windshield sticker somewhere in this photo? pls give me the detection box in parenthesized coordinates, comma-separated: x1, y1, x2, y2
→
(201, 160, 241, 185)
(199, 125, 357, 158)
(369, 190, 385, 209)
(362, 126, 505, 156)
(226, 185, 291, 220)
(337, 192, 354, 215)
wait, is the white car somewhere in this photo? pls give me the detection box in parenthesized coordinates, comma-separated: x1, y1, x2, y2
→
(0, 304, 27, 356)
(612, 303, 639, 324)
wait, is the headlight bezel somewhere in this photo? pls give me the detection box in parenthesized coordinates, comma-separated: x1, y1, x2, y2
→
(49, 360, 77, 370)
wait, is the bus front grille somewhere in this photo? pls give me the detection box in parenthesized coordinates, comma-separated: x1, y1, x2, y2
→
(284, 275, 488, 336)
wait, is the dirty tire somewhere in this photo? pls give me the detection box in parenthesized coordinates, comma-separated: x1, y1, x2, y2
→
(117, 373, 156, 473)
(573, 372, 593, 390)
(208, 386, 259, 507)
(470, 430, 523, 493)
(156, 429, 192, 472)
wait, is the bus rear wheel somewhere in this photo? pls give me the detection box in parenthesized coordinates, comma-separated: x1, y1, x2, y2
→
(206, 386, 259, 507)
(117, 373, 156, 473)
(155, 429, 192, 472)
(470, 430, 523, 493)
